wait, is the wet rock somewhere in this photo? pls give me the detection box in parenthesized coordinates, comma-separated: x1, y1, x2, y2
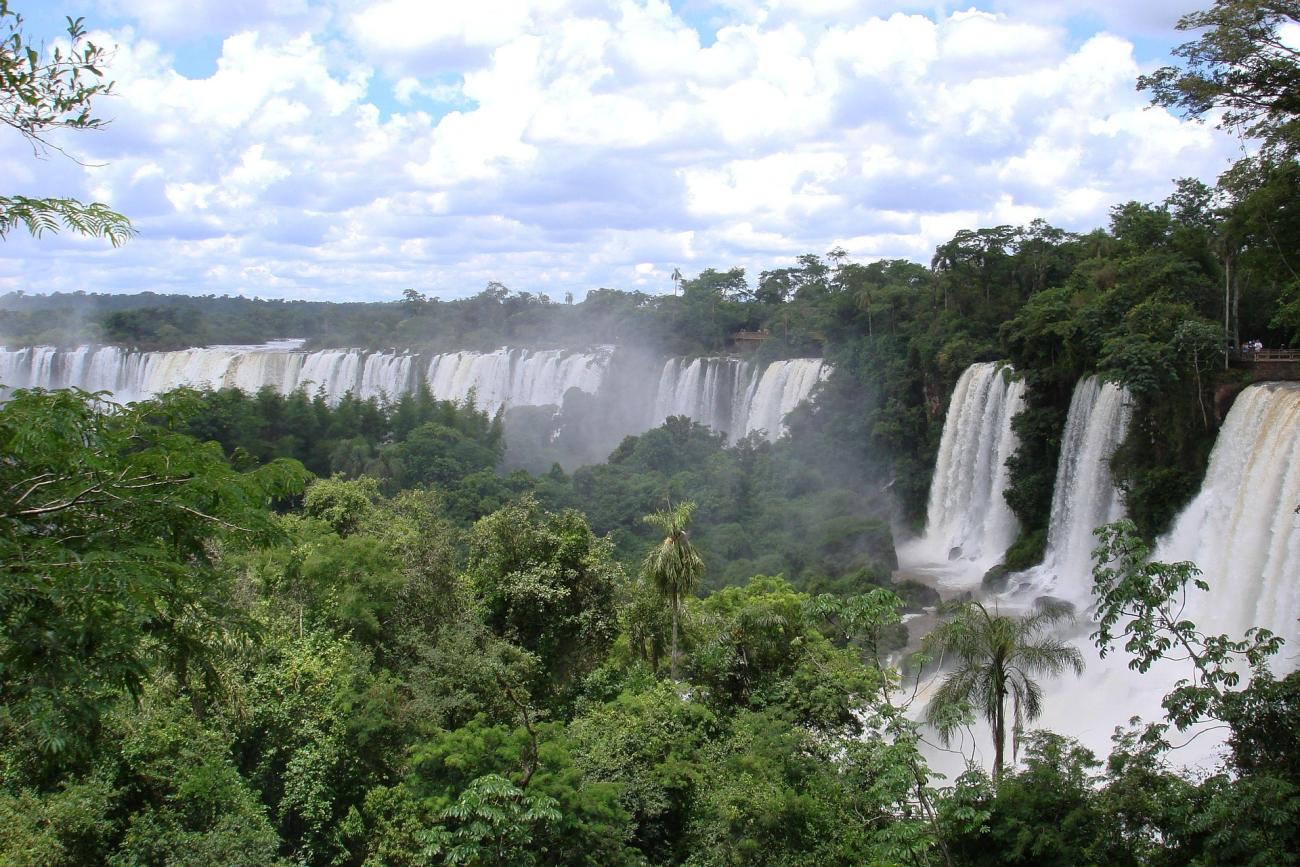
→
(982, 565, 1011, 592)
(891, 578, 941, 612)
(1034, 595, 1075, 615)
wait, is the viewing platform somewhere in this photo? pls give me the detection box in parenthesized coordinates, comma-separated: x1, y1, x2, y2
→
(729, 330, 771, 352)
(1231, 348, 1300, 381)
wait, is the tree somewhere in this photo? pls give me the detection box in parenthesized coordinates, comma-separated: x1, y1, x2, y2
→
(1138, 0, 1300, 161)
(1089, 522, 1300, 863)
(0, 388, 308, 756)
(465, 497, 622, 699)
(302, 474, 381, 536)
(1090, 520, 1283, 733)
(938, 732, 1135, 867)
(923, 600, 1084, 784)
(423, 774, 563, 866)
(0, 2, 133, 244)
(641, 501, 705, 681)
(365, 719, 635, 865)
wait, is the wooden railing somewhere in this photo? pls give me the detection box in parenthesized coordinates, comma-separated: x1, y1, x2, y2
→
(1235, 349, 1300, 362)
(729, 331, 771, 352)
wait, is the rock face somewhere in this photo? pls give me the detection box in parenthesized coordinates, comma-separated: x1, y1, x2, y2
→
(981, 565, 1011, 592)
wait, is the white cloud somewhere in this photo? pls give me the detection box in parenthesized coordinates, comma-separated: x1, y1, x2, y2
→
(940, 9, 1061, 68)
(683, 151, 848, 221)
(0, 1, 1243, 303)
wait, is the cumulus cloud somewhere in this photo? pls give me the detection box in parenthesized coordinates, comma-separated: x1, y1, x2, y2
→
(0, 1, 1240, 302)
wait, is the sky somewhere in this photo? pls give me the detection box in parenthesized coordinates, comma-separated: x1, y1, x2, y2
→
(0, 0, 1245, 302)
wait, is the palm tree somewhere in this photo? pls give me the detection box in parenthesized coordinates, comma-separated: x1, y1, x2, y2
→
(641, 501, 705, 681)
(923, 600, 1084, 784)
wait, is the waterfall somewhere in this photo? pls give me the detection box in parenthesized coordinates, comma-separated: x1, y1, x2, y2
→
(1, 344, 826, 444)
(912, 378, 1298, 783)
(649, 357, 747, 435)
(989, 382, 1300, 781)
(424, 348, 608, 415)
(907, 362, 1025, 572)
(739, 358, 829, 439)
(0, 343, 604, 410)
(1023, 376, 1133, 602)
(1158, 382, 1300, 649)
(647, 356, 828, 441)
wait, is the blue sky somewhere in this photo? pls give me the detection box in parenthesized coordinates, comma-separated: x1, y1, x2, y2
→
(1, 0, 1240, 302)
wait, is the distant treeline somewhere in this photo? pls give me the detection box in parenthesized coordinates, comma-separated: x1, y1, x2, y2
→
(0, 278, 783, 359)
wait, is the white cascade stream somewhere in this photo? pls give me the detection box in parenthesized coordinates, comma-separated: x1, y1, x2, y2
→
(1158, 382, 1300, 651)
(0, 343, 605, 411)
(1015, 376, 1133, 603)
(740, 358, 829, 439)
(424, 348, 608, 414)
(919, 380, 1300, 782)
(900, 362, 1025, 579)
(647, 356, 828, 441)
(649, 357, 750, 436)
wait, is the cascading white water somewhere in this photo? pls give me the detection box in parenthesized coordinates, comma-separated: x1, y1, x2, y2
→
(904, 362, 1025, 575)
(650, 357, 746, 435)
(0, 343, 603, 409)
(1, 344, 827, 444)
(922, 380, 1300, 784)
(989, 382, 1300, 776)
(1019, 376, 1133, 602)
(1158, 382, 1300, 650)
(424, 348, 608, 415)
(647, 356, 828, 441)
(739, 358, 829, 439)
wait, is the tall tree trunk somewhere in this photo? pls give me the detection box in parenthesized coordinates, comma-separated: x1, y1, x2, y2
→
(670, 596, 680, 681)
(1224, 253, 1233, 370)
(1231, 258, 1240, 351)
(993, 683, 1006, 785)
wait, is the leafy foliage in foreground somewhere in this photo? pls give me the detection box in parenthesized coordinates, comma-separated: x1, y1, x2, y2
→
(0, 388, 307, 758)
(0, 387, 955, 866)
(0, 4, 134, 246)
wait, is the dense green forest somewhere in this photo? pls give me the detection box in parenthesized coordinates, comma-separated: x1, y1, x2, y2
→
(4, 0, 1300, 864)
(5, 385, 1298, 865)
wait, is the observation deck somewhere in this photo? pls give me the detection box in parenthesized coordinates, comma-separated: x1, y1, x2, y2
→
(729, 330, 771, 352)
(1231, 348, 1300, 381)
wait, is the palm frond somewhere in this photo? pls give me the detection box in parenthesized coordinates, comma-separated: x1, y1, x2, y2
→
(923, 598, 1084, 779)
(0, 195, 135, 246)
